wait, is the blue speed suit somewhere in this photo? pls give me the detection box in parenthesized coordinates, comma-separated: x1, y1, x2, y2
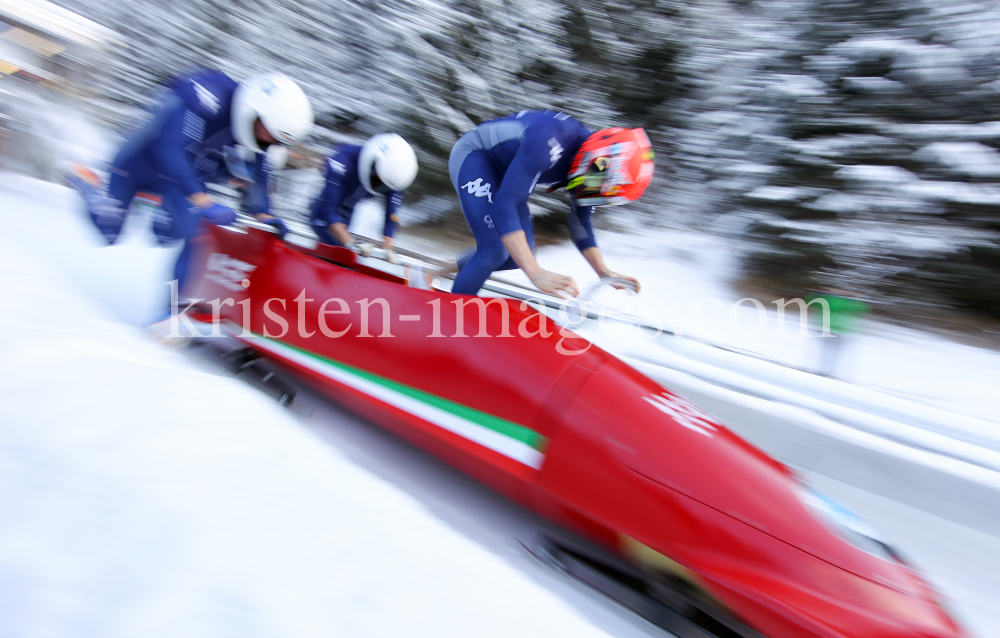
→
(99, 68, 272, 294)
(449, 110, 597, 295)
(308, 144, 402, 245)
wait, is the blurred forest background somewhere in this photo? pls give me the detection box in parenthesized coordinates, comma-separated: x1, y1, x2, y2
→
(45, 0, 1000, 325)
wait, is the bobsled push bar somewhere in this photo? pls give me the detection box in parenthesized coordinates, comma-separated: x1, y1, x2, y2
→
(229, 214, 669, 337)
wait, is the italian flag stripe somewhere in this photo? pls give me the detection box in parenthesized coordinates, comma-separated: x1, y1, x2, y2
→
(240, 330, 548, 470)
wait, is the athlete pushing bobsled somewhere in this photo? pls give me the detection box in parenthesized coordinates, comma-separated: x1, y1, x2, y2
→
(308, 133, 418, 263)
(65, 68, 313, 317)
(441, 110, 655, 297)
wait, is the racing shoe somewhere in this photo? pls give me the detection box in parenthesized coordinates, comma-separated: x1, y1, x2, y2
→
(63, 163, 128, 244)
(63, 163, 103, 193)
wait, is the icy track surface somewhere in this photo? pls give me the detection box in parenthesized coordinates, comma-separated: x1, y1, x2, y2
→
(0, 177, 650, 637)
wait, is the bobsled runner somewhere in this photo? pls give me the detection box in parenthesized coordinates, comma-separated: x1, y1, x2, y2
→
(186, 220, 965, 638)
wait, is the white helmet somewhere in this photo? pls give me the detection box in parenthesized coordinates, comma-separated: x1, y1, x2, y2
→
(232, 73, 313, 153)
(359, 133, 418, 194)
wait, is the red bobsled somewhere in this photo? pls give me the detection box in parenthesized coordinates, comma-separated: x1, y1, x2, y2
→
(188, 224, 965, 638)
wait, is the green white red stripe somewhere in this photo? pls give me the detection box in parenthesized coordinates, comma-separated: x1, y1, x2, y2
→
(239, 330, 548, 470)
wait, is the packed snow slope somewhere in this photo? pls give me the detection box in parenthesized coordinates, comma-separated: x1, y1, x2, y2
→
(0, 177, 641, 637)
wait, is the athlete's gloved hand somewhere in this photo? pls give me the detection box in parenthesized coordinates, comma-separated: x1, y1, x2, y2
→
(603, 271, 641, 293)
(383, 236, 398, 264)
(201, 202, 237, 226)
(348, 240, 372, 258)
(257, 215, 287, 239)
(528, 268, 580, 298)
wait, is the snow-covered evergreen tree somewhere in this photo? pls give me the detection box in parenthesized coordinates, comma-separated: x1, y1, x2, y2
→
(736, 0, 1000, 319)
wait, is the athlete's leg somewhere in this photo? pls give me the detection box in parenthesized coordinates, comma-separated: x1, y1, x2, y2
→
(158, 185, 205, 297)
(451, 152, 509, 295)
(311, 222, 341, 246)
(70, 151, 154, 244)
(308, 197, 344, 246)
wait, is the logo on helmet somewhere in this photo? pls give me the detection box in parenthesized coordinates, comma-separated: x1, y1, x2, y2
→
(606, 142, 636, 186)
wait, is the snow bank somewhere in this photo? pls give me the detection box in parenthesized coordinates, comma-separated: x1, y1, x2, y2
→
(0, 173, 178, 327)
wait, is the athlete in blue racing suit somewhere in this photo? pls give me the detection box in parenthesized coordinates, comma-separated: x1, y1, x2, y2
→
(448, 110, 643, 297)
(67, 69, 312, 303)
(309, 144, 403, 250)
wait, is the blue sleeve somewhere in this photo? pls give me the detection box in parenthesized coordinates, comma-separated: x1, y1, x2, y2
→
(311, 154, 348, 226)
(243, 153, 271, 216)
(567, 199, 597, 251)
(148, 106, 207, 197)
(492, 133, 550, 237)
(170, 68, 237, 120)
(383, 191, 402, 238)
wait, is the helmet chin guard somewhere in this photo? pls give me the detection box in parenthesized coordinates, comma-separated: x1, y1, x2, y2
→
(567, 128, 654, 206)
(232, 73, 313, 153)
(359, 133, 419, 195)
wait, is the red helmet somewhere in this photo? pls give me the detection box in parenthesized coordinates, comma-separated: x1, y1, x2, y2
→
(566, 128, 654, 206)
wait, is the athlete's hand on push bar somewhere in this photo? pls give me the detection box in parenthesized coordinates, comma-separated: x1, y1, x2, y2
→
(529, 269, 579, 298)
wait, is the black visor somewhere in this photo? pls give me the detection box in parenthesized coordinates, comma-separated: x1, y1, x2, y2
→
(370, 172, 392, 195)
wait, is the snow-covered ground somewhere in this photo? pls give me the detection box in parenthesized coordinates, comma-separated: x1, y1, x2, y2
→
(0, 177, 656, 637)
